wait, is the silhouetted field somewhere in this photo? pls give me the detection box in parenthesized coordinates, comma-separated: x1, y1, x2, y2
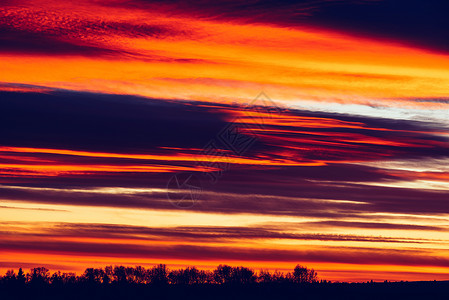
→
(1, 265, 448, 300)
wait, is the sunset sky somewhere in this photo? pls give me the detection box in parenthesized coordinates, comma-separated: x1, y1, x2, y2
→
(1, 0, 449, 282)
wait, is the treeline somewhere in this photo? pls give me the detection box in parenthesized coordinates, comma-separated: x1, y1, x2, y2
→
(2, 266, 448, 300)
(0, 264, 319, 286)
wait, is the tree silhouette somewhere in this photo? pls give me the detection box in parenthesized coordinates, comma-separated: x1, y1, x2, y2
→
(213, 264, 233, 284)
(4, 270, 16, 284)
(0, 264, 321, 286)
(17, 268, 25, 285)
(230, 266, 255, 284)
(293, 265, 318, 283)
(150, 264, 168, 285)
(30, 267, 50, 285)
(258, 269, 273, 283)
(169, 266, 203, 285)
(50, 271, 63, 286)
(82, 268, 104, 284)
(1, 265, 447, 300)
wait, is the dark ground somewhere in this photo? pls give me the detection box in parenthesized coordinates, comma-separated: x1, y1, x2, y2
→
(1, 281, 449, 300)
